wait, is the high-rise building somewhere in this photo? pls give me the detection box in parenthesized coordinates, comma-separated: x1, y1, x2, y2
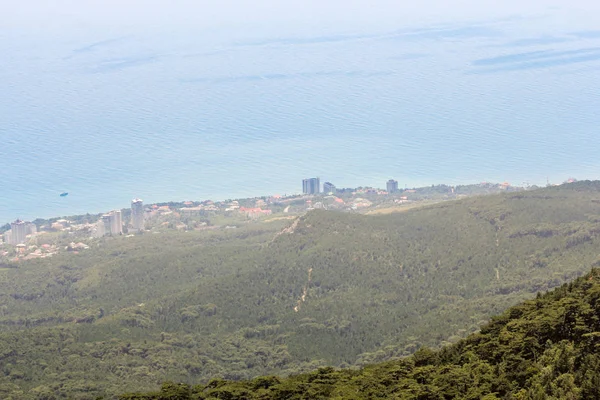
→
(3, 231, 12, 245)
(101, 215, 111, 235)
(94, 211, 123, 237)
(323, 182, 336, 194)
(302, 177, 320, 195)
(10, 220, 28, 245)
(111, 210, 122, 235)
(92, 218, 106, 238)
(387, 179, 399, 193)
(131, 198, 144, 231)
(7, 220, 36, 245)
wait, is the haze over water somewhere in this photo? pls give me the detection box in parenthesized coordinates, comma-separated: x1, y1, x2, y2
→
(2, 0, 600, 223)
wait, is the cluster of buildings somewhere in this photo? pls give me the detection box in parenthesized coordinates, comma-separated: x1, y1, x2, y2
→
(302, 178, 401, 195)
(386, 179, 399, 193)
(323, 182, 336, 194)
(2, 177, 405, 247)
(1, 198, 147, 247)
(302, 178, 321, 195)
(3, 219, 37, 245)
(178, 200, 275, 220)
(92, 210, 123, 237)
(93, 198, 146, 238)
(178, 201, 222, 215)
(2, 243, 60, 261)
(239, 207, 273, 219)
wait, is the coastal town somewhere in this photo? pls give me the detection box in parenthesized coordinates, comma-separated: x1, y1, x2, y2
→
(0, 178, 568, 263)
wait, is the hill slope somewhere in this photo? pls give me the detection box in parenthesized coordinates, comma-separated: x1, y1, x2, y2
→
(121, 268, 600, 399)
(3, 182, 600, 398)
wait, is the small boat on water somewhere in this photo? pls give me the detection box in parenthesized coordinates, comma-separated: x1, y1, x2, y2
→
(60, 192, 69, 197)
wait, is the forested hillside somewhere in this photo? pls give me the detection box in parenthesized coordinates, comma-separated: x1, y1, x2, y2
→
(3, 182, 600, 399)
(120, 268, 600, 399)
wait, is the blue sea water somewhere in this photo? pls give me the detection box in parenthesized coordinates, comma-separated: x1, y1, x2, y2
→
(1, 8, 600, 224)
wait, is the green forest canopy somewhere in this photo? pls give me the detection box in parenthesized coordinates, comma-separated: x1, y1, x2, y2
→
(3, 181, 600, 398)
(120, 268, 600, 399)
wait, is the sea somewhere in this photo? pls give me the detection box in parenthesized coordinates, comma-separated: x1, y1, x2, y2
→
(2, 5, 600, 224)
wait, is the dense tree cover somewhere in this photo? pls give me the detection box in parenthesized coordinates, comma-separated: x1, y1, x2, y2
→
(3, 182, 600, 398)
(120, 268, 600, 399)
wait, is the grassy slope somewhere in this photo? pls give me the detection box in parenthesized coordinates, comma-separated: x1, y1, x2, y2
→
(3, 182, 600, 398)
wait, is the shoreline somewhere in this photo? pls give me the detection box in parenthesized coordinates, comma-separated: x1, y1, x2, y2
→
(1, 180, 538, 229)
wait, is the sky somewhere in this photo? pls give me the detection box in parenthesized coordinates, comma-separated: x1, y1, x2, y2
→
(4, 1, 600, 37)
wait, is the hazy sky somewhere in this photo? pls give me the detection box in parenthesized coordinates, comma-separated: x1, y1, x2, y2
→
(4, 0, 600, 39)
